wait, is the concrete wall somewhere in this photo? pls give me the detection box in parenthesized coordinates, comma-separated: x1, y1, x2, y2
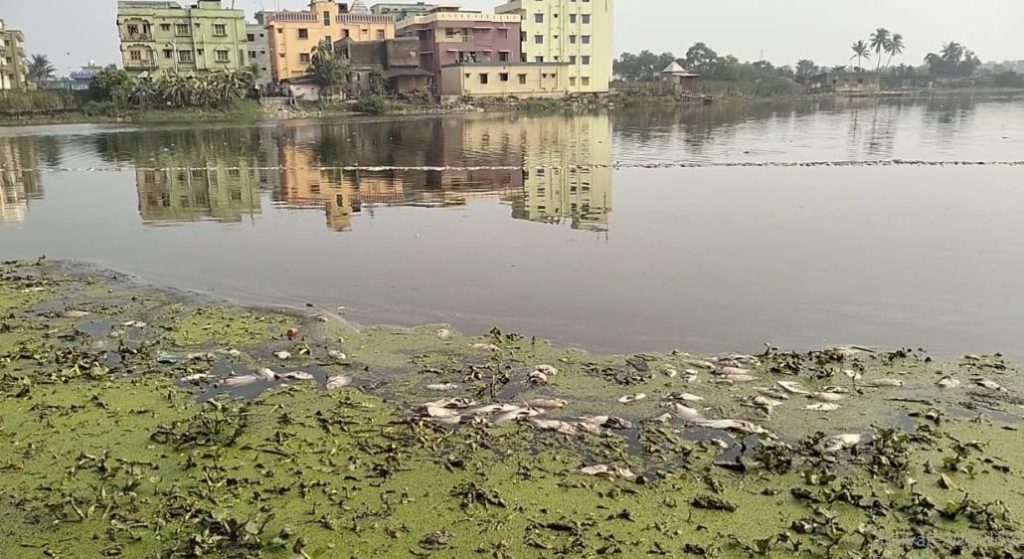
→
(246, 24, 272, 85)
(440, 63, 570, 98)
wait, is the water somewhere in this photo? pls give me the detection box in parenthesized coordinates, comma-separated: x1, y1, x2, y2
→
(3, 97, 1024, 357)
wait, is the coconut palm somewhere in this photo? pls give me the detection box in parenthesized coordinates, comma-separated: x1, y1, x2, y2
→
(850, 40, 871, 70)
(26, 54, 56, 84)
(870, 28, 891, 70)
(885, 33, 905, 68)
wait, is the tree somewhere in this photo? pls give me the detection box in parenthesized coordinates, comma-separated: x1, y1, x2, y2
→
(89, 67, 133, 103)
(870, 28, 891, 70)
(684, 43, 719, 76)
(885, 33, 905, 68)
(309, 40, 350, 97)
(26, 54, 56, 84)
(795, 59, 819, 78)
(850, 40, 871, 71)
(925, 42, 981, 77)
(831, 65, 848, 74)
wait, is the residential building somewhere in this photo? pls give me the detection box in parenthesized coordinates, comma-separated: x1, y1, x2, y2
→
(370, 2, 455, 24)
(0, 137, 43, 226)
(396, 7, 521, 90)
(440, 62, 570, 98)
(246, 23, 272, 85)
(661, 61, 700, 93)
(335, 37, 432, 94)
(262, 0, 395, 83)
(0, 19, 28, 91)
(116, 0, 248, 75)
(496, 0, 613, 94)
(41, 64, 108, 91)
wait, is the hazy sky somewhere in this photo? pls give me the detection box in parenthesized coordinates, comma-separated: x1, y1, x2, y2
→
(3, 0, 1022, 74)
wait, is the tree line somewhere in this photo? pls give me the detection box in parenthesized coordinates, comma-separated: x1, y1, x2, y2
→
(89, 67, 257, 108)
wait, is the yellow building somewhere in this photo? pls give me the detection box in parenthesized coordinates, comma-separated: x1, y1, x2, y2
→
(0, 138, 42, 226)
(496, 0, 613, 94)
(261, 0, 395, 83)
(136, 164, 262, 224)
(439, 62, 571, 98)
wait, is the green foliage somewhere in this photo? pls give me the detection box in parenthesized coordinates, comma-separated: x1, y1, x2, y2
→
(795, 59, 820, 78)
(614, 50, 678, 81)
(850, 40, 871, 69)
(684, 42, 719, 75)
(993, 71, 1024, 88)
(925, 42, 982, 77)
(0, 90, 84, 114)
(309, 40, 351, 94)
(352, 95, 387, 115)
(89, 67, 134, 103)
(88, 68, 256, 108)
(26, 54, 56, 83)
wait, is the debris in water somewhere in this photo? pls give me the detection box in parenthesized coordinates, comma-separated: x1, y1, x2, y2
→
(939, 473, 958, 490)
(180, 373, 210, 383)
(426, 383, 459, 392)
(326, 375, 351, 390)
(274, 350, 291, 360)
(492, 407, 542, 425)
(618, 393, 646, 404)
(285, 327, 300, 340)
(524, 398, 568, 409)
(221, 375, 260, 387)
(528, 371, 549, 384)
(279, 371, 315, 382)
(811, 392, 845, 402)
(861, 378, 905, 387)
(472, 343, 500, 352)
(327, 350, 347, 361)
(823, 433, 863, 453)
(63, 310, 91, 318)
(672, 392, 705, 402)
(975, 379, 1003, 391)
(843, 369, 863, 381)
(698, 419, 769, 435)
(531, 419, 578, 435)
(122, 320, 147, 328)
(777, 380, 811, 395)
(580, 464, 636, 480)
(936, 376, 961, 389)
(805, 403, 841, 412)
(535, 364, 559, 376)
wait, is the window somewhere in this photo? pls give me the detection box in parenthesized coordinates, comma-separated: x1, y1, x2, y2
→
(160, 23, 171, 31)
(534, 35, 543, 44)
(298, 28, 309, 39)
(581, 77, 590, 86)
(300, 52, 311, 63)
(569, 14, 576, 23)
(570, 76, 576, 86)
(127, 24, 139, 35)
(582, 55, 590, 64)
(178, 50, 194, 63)
(534, 13, 544, 23)
(499, 51, 509, 62)
(323, 11, 331, 26)
(500, 72, 509, 82)
(324, 36, 332, 44)
(498, 29, 508, 39)
(175, 23, 190, 36)
(196, 49, 203, 56)
(479, 73, 488, 84)
(581, 35, 590, 44)
(569, 35, 576, 44)
(518, 74, 527, 84)
(535, 56, 544, 63)
(582, 14, 590, 23)
(249, 51, 256, 59)
(163, 49, 173, 59)
(570, 55, 577, 64)
(216, 50, 229, 62)
(247, 33, 255, 42)
(214, 24, 227, 37)
(129, 50, 141, 61)
(277, 28, 283, 34)
(377, 29, 385, 39)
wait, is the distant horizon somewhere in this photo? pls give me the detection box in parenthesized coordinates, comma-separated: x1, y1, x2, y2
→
(3, 0, 1023, 76)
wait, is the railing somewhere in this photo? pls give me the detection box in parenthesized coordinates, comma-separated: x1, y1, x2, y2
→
(125, 59, 158, 69)
(437, 35, 475, 43)
(122, 32, 153, 42)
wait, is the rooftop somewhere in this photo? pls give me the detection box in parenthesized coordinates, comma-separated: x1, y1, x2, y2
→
(397, 11, 520, 29)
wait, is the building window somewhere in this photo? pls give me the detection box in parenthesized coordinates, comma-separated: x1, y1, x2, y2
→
(214, 24, 227, 37)
(249, 51, 256, 59)
(582, 35, 590, 44)
(160, 23, 171, 31)
(498, 29, 508, 38)
(534, 13, 544, 23)
(277, 28, 283, 34)
(323, 11, 331, 26)
(569, 14, 577, 23)
(129, 50, 141, 61)
(196, 49, 204, 56)
(534, 35, 543, 44)
(163, 49, 173, 59)
(582, 55, 590, 64)
(582, 14, 591, 23)
(570, 55, 577, 64)
(582, 77, 590, 86)
(300, 53, 311, 63)
(298, 28, 309, 39)
(569, 35, 576, 44)
(500, 72, 509, 82)
(520, 31, 526, 42)
(499, 51, 509, 62)
(247, 33, 255, 42)
(377, 30, 385, 39)
(518, 73, 527, 84)
(127, 24, 139, 35)
(178, 50, 194, 63)
(479, 73, 488, 84)
(216, 50, 229, 63)
(175, 23, 190, 36)
(535, 56, 544, 63)
(570, 76, 576, 86)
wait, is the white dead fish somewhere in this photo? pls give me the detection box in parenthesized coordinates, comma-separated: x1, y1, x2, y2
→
(492, 407, 542, 425)
(279, 371, 315, 382)
(724, 373, 757, 382)
(471, 343, 500, 352)
(756, 388, 790, 400)
(651, 413, 674, 423)
(660, 402, 705, 422)
(425, 397, 476, 409)
(425, 383, 459, 392)
(431, 415, 463, 426)
(22, 286, 47, 293)
(752, 396, 785, 412)
(663, 365, 678, 378)
(672, 392, 705, 402)
(274, 350, 291, 360)
(709, 438, 731, 450)
(466, 403, 521, 416)
(535, 364, 559, 376)
(720, 366, 754, 377)
(861, 378, 905, 387)
(618, 393, 646, 404)
(692, 360, 716, 370)
(843, 369, 863, 381)
(697, 419, 769, 435)
(580, 464, 636, 480)
(421, 406, 460, 419)
(256, 368, 277, 381)
(327, 350, 347, 361)
(326, 375, 351, 390)
(186, 352, 218, 362)
(180, 373, 210, 382)
(528, 371, 548, 384)
(576, 422, 604, 435)
(975, 379, 1003, 391)
(436, 328, 452, 339)
(823, 433, 863, 453)
(812, 392, 845, 402)
(580, 416, 633, 430)
(531, 419, 578, 435)
(221, 375, 260, 387)
(122, 320, 147, 328)
(777, 380, 811, 395)
(217, 348, 242, 358)
(524, 398, 568, 410)
(805, 403, 841, 412)
(63, 310, 91, 318)
(936, 377, 961, 389)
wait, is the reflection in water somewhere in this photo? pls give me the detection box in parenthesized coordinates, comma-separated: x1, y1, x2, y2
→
(0, 138, 43, 226)
(136, 166, 263, 224)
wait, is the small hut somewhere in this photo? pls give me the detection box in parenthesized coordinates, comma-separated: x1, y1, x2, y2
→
(661, 61, 701, 93)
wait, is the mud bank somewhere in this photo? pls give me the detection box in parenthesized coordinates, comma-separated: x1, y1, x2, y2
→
(1, 260, 1022, 558)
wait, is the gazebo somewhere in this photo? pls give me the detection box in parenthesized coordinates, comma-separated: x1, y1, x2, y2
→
(661, 61, 701, 93)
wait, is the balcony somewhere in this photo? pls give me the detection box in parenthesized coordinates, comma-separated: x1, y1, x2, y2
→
(125, 59, 158, 69)
(122, 32, 154, 42)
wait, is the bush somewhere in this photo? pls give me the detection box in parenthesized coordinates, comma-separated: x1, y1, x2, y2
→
(0, 90, 85, 114)
(993, 71, 1024, 88)
(352, 96, 387, 115)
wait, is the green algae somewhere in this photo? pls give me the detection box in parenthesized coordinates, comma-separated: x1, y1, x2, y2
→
(1, 260, 1023, 558)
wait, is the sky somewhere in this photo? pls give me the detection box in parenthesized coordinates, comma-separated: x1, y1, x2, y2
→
(3, 0, 1023, 74)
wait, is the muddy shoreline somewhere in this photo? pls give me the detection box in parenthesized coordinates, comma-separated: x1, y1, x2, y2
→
(1, 259, 1022, 558)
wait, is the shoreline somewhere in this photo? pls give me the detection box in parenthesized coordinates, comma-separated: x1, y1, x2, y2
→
(1, 259, 1022, 557)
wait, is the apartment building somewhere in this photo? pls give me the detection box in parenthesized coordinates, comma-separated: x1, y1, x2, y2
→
(0, 19, 28, 90)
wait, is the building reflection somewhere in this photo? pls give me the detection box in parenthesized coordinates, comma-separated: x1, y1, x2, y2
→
(0, 137, 43, 226)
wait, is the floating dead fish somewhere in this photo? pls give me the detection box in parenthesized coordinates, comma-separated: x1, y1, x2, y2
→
(525, 398, 568, 410)
(63, 310, 91, 318)
(431, 415, 463, 426)
(697, 419, 769, 435)
(436, 328, 452, 339)
(528, 371, 548, 384)
(122, 320, 147, 328)
(663, 366, 678, 378)
(285, 327, 300, 341)
(279, 371, 315, 382)
(425, 383, 459, 392)
(531, 419, 578, 435)
(975, 379, 1003, 391)
(777, 381, 811, 395)
(180, 373, 210, 382)
(829, 346, 863, 358)
(756, 388, 790, 400)
(823, 433, 863, 453)
(861, 378, 905, 387)
(421, 406, 460, 419)
(274, 350, 291, 360)
(724, 373, 757, 382)
(466, 404, 521, 416)
(936, 377, 961, 389)
(580, 416, 634, 430)
(217, 348, 242, 358)
(256, 368, 277, 381)
(843, 369, 863, 381)
(720, 366, 754, 377)
(186, 352, 217, 362)
(425, 397, 477, 409)
(221, 375, 260, 387)
(618, 393, 646, 404)
(327, 350, 347, 361)
(651, 413, 673, 423)
(752, 396, 785, 412)
(492, 407, 542, 425)
(805, 403, 841, 412)
(472, 343, 500, 352)
(535, 364, 559, 376)
(661, 402, 705, 422)
(21, 286, 46, 293)
(812, 392, 845, 402)
(692, 361, 716, 370)
(580, 464, 636, 480)
(671, 392, 705, 402)
(939, 473, 958, 490)
(326, 375, 351, 390)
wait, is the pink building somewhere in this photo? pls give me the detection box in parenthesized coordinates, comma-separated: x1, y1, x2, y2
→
(396, 7, 522, 91)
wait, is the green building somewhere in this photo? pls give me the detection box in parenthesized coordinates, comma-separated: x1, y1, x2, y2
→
(0, 19, 28, 90)
(116, 0, 248, 75)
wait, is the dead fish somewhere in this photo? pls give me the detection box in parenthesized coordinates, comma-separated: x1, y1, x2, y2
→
(256, 368, 277, 381)
(777, 381, 811, 395)
(279, 371, 315, 382)
(661, 402, 705, 422)
(975, 379, 1003, 391)
(576, 422, 604, 435)
(861, 378, 905, 387)
(531, 419, 578, 435)
(812, 392, 845, 402)
(671, 392, 705, 402)
(805, 403, 841, 412)
(619, 393, 646, 404)
(756, 388, 790, 400)
(425, 383, 459, 392)
(581, 416, 633, 430)
(431, 415, 463, 425)
(217, 348, 242, 358)
(21, 286, 46, 293)
(843, 369, 863, 381)
(221, 375, 260, 387)
(724, 373, 757, 382)
(421, 406, 460, 419)
(720, 366, 754, 377)
(466, 403, 521, 416)
(425, 397, 476, 409)
(580, 464, 636, 480)
(492, 407, 542, 425)
(274, 350, 291, 360)
(471, 343, 500, 352)
(936, 376, 961, 389)
(823, 433, 863, 453)
(186, 352, 218, 362)
(63, 310, 91, 318)
(651, 413, 674, 423)
(692, 360, 716, 370)
(752, 396, 785, 412)
(529, 371, 548, 384)
(535, 364, 559, 376)
(180, 373, 210, 382)
(697, 419, 769, 435)
(326, 375, 351, 390)
(663, 365, 678, 378)
(939, 473, 957, 490)
(285, 327, 300, 341)
(122, 320, 147, 328)
(327, 350, 347, 361)
(436, 328, 452, 339)
(524, 398, 568, 410)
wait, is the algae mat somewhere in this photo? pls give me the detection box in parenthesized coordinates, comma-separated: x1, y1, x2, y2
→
(1, 260, 1023, 558)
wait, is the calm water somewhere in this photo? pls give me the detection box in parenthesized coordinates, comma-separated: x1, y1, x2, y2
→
(3, 97, 1024, 357)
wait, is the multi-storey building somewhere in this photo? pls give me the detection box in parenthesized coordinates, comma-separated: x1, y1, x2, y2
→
(370, 2, 453, 24)
(496, 0, 613, 93)
(261, 0, 395, 83)
(0, 19, 28, 90)
(246, 23, 272, 85)
(116, 0, 248, 75)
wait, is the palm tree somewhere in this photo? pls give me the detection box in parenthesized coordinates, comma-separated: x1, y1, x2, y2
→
(26, 54, 56, 84)
(850, 40, 871, 70)
(870, 28, 891, 70)
(885, 33, 905, 68)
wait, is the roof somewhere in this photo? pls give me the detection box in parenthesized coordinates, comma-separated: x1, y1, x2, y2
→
(661, 61, 699, 77)
(349, 0, 371, 14)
